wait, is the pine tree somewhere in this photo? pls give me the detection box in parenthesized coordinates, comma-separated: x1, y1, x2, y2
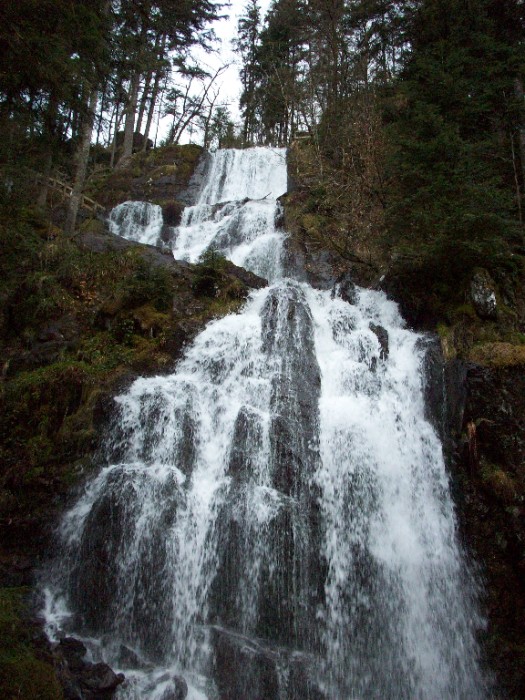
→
(387, 0, 525, 275)
(235, 0, 262, 145)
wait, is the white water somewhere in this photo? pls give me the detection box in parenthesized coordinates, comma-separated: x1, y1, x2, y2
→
(108, 201, 164, 246)
(44, 148, 486, 699)
(171, 147, 287, 281)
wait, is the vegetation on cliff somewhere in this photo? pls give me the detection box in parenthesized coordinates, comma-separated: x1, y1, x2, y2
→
(0, 138, 267, 694)
(235, 0, 525, 328)
(1, 0, 525, 696)
(235, 2, 525, 695)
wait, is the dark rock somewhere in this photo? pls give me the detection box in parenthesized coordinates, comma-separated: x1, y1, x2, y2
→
(282, 236, 338, 289)
(56, 637, 125, 699)
(223, 260, 267, 289)
(159, 676, 188, 700)
(416, 335, 469, 465)
(212, 626, 324, 700)
(369, 323, 389, 360)
(275, 198, 285, 228)
(178, 150, 211, 206)
(117, 644, 144, 669)
(59, 637, 87, 672)
(470, 268, 498, 320)
(158, 202, 183, 241)
(212, 627, 280, 700)
(77, 228, 190, 274)
(79, 662, 125, 695)
(448, 360, 525, 698)
(227, 406, 263, 481)
(160, 224, 175, 247)
(333, 272, 358, 305)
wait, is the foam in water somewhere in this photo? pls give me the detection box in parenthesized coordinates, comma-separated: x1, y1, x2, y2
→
(108, 201, 164, 246)
(43, 148, 487, 699)
(172, 147, 287, 282)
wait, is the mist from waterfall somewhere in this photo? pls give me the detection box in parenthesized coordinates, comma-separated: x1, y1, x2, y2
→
(43, 147, 487, 700)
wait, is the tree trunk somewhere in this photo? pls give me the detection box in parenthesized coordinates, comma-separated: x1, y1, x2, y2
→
(136, 74, 151, 135)
(37, 153, 53, 207)
(37, 93, 59, 207)
(142, 70, 162, 150)
(142, 34, 167, 151)
(65, 88, 98, 235)
(109, 102, 122, 169)
(118, 72, 140, 166)
(514, 78, 525, 190)
(95, 81, 107, 146)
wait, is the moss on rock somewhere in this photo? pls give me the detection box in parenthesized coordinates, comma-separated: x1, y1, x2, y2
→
(90, 143, 203, 210)
(468, 341, 525, 367)
(0, 588, 63, 699)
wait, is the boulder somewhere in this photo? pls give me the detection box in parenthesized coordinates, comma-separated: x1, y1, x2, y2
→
(56, 637, 125, 699)
(80, 662, 125, 697)
(332, 272, 358, 305)
(470, 268, 498, 320)
(369, 323, 389, 360)
(159, 676, 188, 700)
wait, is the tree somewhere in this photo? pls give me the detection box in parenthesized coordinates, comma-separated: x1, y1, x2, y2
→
(386, 0, 525, 272)
(235, 0, 263, 144)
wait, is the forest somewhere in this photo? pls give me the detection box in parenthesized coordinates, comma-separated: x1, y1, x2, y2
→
(1, 1, 525, 699)
(1, 0, 524, 283)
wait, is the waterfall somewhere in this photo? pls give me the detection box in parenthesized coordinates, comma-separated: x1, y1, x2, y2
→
(108, 201, 164, 246)
(43, 148, 487, 700)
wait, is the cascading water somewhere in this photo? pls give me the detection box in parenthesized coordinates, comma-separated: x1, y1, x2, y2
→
(43, 148, 487, 699)
(171, 148, 287, 282)
(108, 201, 164, 246)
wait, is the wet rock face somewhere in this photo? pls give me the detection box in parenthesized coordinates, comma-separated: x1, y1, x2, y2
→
(443, 360, 525, 699)
(282, 236, 339, 289)
(209, 283, 324, 678)
(227, 406, 264, 481)
(261, 284, 321, 493)
(157, 675, 188, 700)
(369, 323, 389, 360)
(69, 468, 181, 661)
(332, 272, 358, 305)
(470, 268, 498, 320)
(417, 335, 469, 455)
(57, 637, 124, 699)
(212, 627, 325, 700)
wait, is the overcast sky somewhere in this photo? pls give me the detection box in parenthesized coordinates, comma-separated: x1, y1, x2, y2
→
(163, 0, 273, 143)
(202, 0, 273, 116)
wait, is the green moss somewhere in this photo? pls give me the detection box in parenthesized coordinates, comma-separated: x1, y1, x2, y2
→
(79, 218, 105, 235)
(449, 303, 477, 321)
(0, 588, 62, 700)
(436, 323, 457, 360)
(480, 462, 518, 504)
(150, 165, 178, 179)
(468, 341, 525, 367)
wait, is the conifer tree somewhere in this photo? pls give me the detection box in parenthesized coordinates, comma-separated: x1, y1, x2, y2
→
(236, 0, 263, 145)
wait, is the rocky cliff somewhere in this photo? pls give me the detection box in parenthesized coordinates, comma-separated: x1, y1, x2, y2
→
(283, 141, 525, 699)
(0, 145, 265, 699)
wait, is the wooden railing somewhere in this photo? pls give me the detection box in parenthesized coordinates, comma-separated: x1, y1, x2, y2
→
(34, 172, 105, 214)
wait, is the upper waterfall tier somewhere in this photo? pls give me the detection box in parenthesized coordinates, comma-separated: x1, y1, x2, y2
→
(196, 147, 287, 203)
(172, 148, 288, 281)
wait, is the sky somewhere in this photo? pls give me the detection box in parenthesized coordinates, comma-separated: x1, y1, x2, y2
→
(160, 0, 273, 143)
(201, 0, 273, 117)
